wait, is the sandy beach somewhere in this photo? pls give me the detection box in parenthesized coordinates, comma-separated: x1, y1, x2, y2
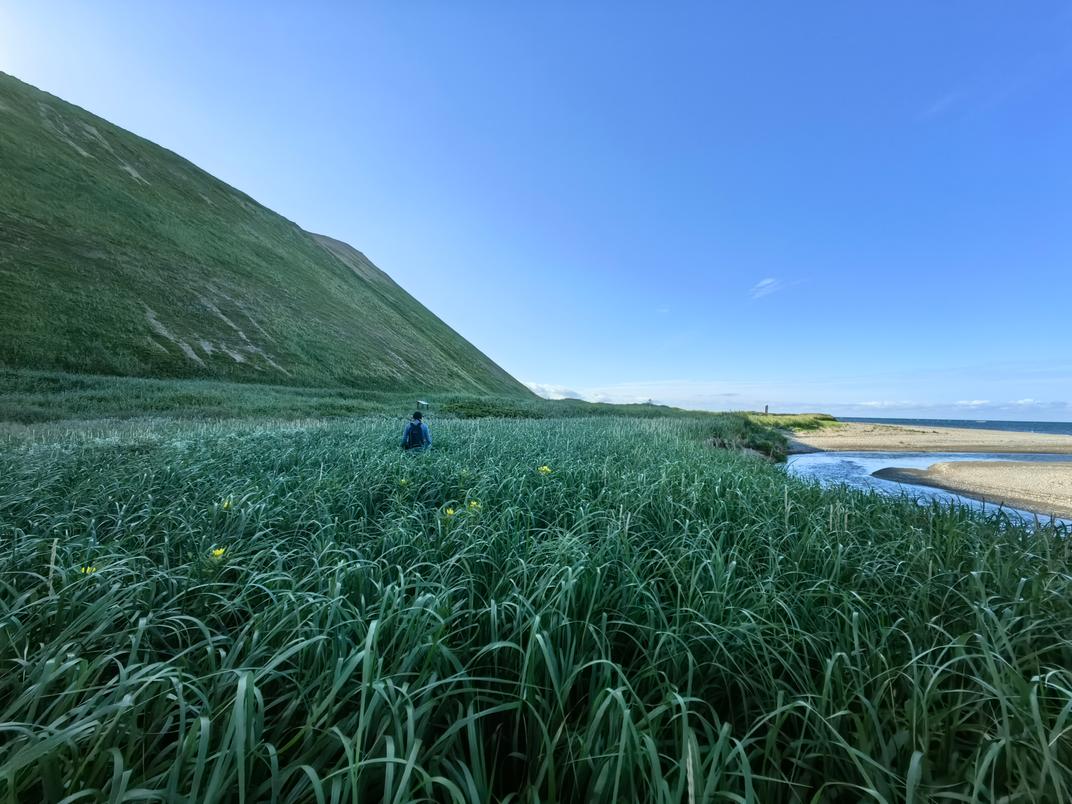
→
(874, 462, 1072, 519)
(787, 422, 1072, 520)
(789, 422, 1072, 455)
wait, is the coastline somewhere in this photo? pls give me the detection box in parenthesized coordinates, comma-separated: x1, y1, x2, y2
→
(788, 422, 1072, 455)
(874, 462, 1072, 520)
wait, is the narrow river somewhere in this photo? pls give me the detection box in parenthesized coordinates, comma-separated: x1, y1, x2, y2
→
(786, 451, 1072, 525)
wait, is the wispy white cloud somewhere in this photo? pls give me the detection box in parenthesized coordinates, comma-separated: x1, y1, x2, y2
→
(524, 382, 584, 400)
(749, 278, 788, 299)
(921, 92, 962, 119)
(858, 400, 918, 409)
(587, 392, 662, 405)
(1001, 399, 1069, 411)
(525, 379, 1071, 421)
(526, 379, 744, 407)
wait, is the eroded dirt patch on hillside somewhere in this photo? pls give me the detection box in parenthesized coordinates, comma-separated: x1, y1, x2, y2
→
(144, 299, 289, 375)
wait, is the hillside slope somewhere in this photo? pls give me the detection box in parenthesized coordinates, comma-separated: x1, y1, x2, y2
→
(0, 72, 529, 395)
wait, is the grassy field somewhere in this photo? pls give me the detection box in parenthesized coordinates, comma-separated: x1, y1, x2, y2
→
(0, 72, 525, 394)
(0, 370, 794, 461)
(746, 412, 840, 432)
(1, 414, 1069, 802)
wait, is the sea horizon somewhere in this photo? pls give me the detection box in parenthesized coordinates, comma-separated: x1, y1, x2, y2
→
(840, 416, 1072, 437)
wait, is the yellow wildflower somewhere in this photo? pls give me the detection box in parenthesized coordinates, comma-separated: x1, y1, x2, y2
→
(80, 566, 97, 574)
(468, 500, 481, 511)
(221, 497, 232, 511)
(445, 508, 456, 517)
(211, 547, 226, 559)
(538, 465, 552, 475)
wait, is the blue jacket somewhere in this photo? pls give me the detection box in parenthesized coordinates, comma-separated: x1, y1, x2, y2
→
(401, 419, 431, 448)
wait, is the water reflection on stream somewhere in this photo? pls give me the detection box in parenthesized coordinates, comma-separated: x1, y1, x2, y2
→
(786, 451, 1072, 525)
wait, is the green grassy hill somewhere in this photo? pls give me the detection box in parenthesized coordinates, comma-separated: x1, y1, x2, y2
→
(0, 72, 529, 395)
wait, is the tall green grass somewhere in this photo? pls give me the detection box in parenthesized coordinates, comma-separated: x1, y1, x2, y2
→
(1, 371, 795, 465)
(1, 417, 1069, 802)
(745, 413, 840, 432)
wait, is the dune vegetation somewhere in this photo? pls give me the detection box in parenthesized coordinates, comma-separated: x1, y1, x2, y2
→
(746, 412, 840, 432)
(0, 371, 792, 461)
(1, 413, 1069, 802)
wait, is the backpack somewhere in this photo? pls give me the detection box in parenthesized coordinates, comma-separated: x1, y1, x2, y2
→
(403, 420, 424, 450)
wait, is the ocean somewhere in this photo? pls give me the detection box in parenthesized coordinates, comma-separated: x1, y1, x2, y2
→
(841, 417, 1072, 436)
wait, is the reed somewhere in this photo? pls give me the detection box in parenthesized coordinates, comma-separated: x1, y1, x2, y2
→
(0, 416, 1068, 802)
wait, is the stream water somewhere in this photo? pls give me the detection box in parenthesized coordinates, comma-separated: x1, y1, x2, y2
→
(786, 451, 1072, 525)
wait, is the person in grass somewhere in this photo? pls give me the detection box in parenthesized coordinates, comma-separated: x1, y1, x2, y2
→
(401, 410, 432, 451)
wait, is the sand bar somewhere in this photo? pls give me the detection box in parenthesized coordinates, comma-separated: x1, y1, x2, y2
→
(873, 461, 1072, 520)
(788, 422, 1072, 455)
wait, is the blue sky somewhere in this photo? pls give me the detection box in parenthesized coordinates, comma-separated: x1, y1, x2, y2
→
(3, 2, 1070, 419)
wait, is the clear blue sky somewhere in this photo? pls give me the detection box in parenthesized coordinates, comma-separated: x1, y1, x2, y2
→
(4, 2, 1070, 419)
